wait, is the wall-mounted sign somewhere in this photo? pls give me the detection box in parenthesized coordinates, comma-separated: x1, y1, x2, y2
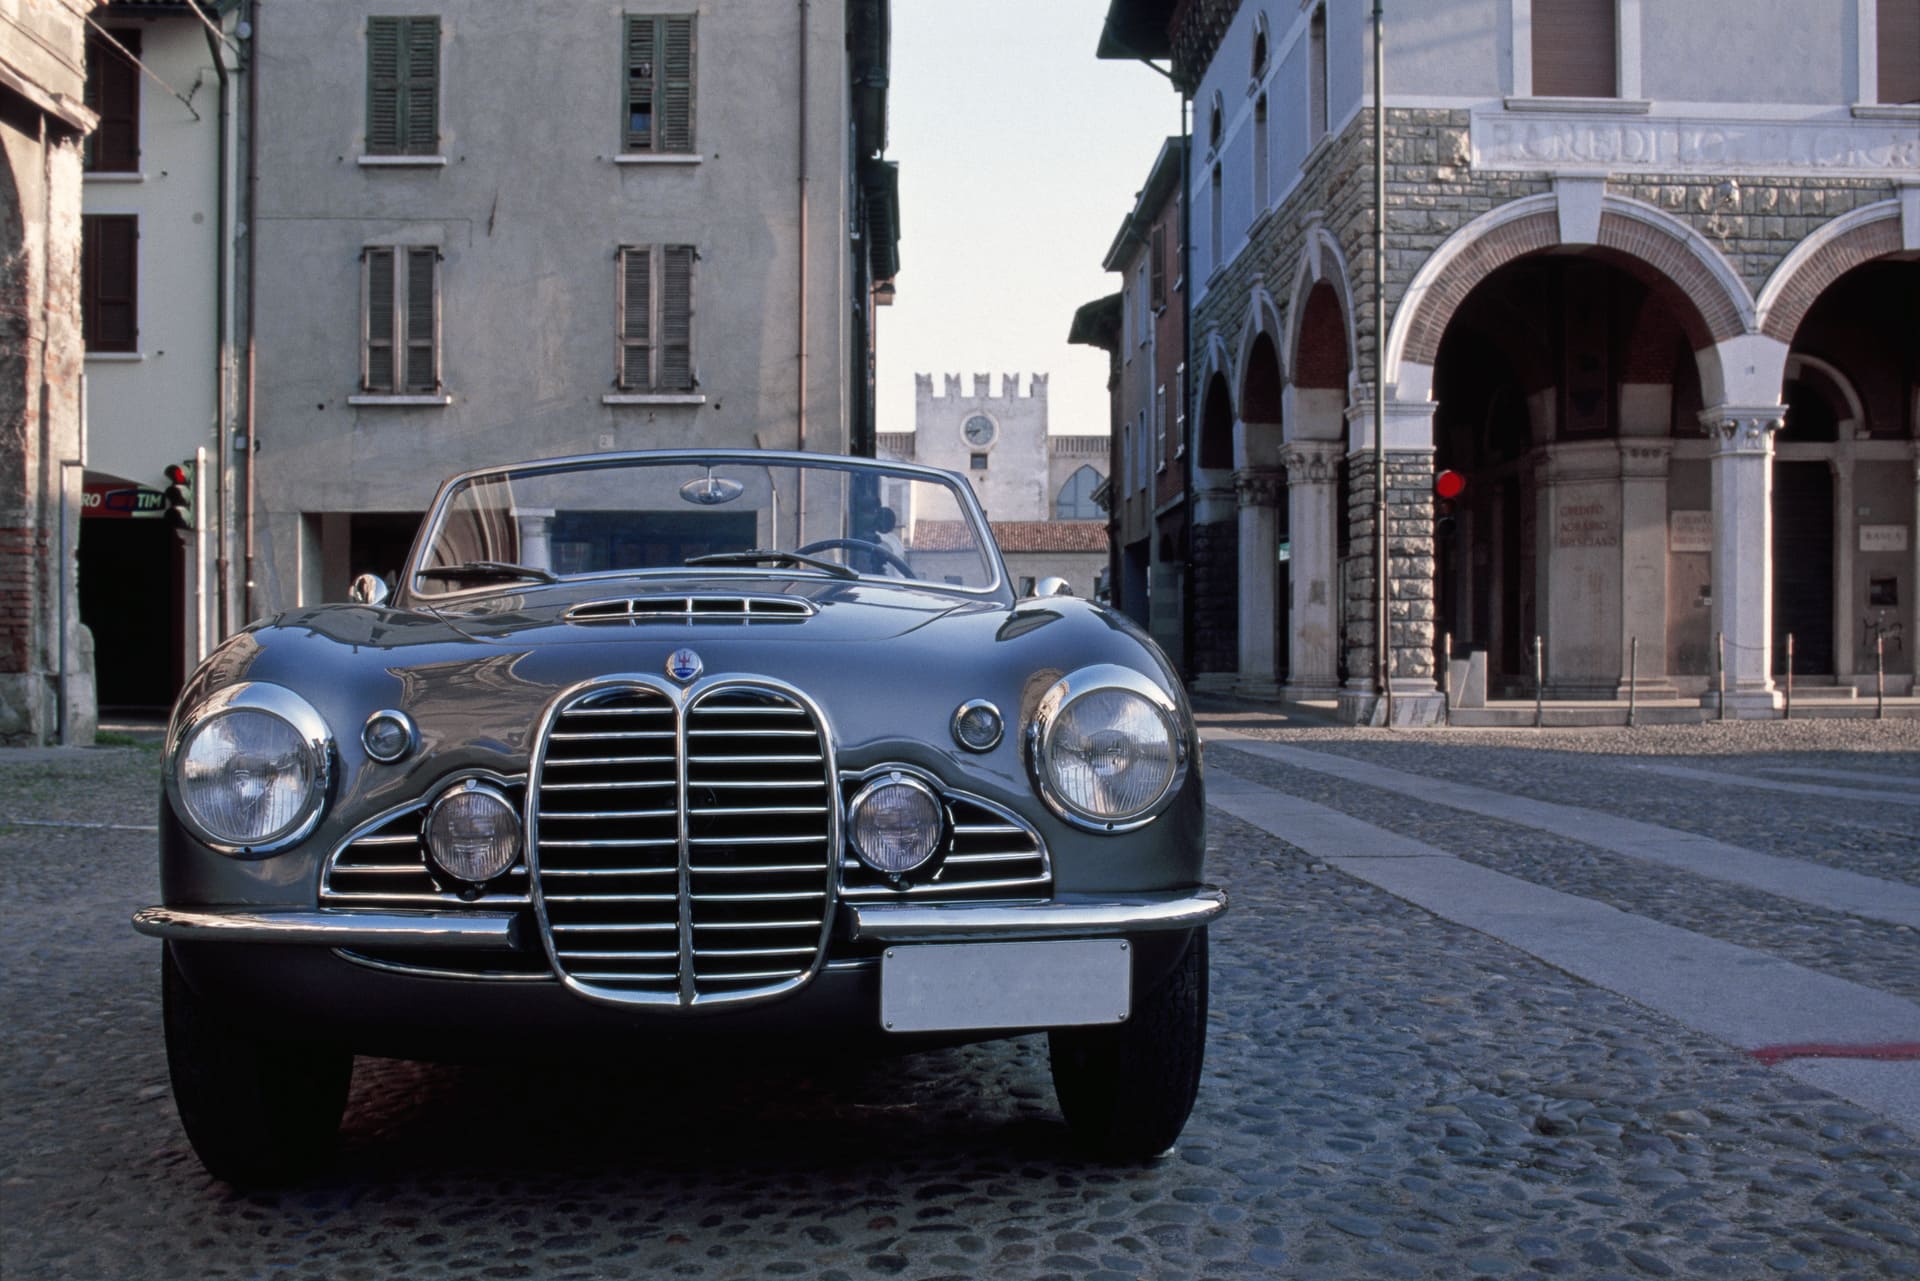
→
(1860, 525, 1909, 553)
(81, 484, 166, 519)
(1556, 490, 1619, 549)
(1669, 510, 1713, 553)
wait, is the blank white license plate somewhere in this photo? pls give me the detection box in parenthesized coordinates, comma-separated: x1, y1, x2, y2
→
(879, 940, 1131, 1034)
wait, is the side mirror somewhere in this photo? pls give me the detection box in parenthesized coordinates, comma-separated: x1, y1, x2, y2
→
(1031, 576, 1073, 599)
(349, 573, 390, 606)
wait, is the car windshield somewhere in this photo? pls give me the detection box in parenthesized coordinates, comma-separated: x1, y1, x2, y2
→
(409, 454, 1001, 599)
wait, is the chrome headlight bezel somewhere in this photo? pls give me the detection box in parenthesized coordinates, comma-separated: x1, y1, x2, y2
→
(164, 682, 335, 857)
(1026, 664, 1189, 833)
(847, 770, 948, 877)
(422, 780, 523, 884)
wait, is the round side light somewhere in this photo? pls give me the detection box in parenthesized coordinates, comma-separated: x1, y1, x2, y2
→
(847, 773, 945, 876)
(423, 782, 522, 883)
(362, 709, 416, 763)
(951, 699, 1004, 752)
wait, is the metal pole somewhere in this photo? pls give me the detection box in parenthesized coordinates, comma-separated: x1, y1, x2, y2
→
(1441, 629, 1452, 726)
(1534, 634, 1544, 729)
(1627, 636, 1638, 728)
(195, 444, 210, 662)
(1716, 630, 1726, 721)
(1877, 635, 1886, 720)
(1784, 633, 1793, 721)
(1372, 0, 1391, 729)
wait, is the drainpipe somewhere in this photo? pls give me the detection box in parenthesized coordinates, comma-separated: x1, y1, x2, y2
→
(1371, 0, 1392, 725)
(1179, 94, 1194, 685)
(242, 0, 260, 627)
(795, 0, 809, 533)
(202, 10, 230, 641)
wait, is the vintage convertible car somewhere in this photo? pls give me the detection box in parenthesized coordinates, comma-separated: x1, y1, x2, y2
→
(135, 450, 1223, 1183)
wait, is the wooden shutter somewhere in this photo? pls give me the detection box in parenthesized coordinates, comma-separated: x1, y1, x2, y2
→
(82, 215, 138, 352)
(404, 248, 439, 392)
(364, 247, 396, 392)
(624, 17, 657, 151)
(1149, 224, 1166, 309)
(660, 17, 695, 152)
(659, 245, 695, 391)
(84, 30, 140, 172)
(1532, 0, 1617, 98)
(619, 246, 653, 388)
(368, 17, 438, 154)
(1881, 0, 1920, 104)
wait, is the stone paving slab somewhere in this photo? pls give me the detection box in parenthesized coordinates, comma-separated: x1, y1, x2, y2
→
(1620, 762, 1920, 806)
(1207, 729, 1920, 929)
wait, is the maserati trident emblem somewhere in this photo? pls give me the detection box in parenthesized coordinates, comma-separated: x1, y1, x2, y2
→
(666, 647, 703, 684)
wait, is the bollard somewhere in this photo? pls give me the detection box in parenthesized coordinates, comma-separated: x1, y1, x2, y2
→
(1785, 633, 1794, 721)
(1534, 634, 1544, 729)
(1878, 636, 1886, 720)
(1715, 631, 1726, 721)
(1627, 636, 1638, 728)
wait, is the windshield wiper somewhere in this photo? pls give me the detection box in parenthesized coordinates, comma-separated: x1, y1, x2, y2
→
(417, 560, 560, 584)
(684, 549, 858, 580)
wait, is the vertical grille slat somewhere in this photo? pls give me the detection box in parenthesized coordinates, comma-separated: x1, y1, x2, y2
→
(533, 682, 834, 1006)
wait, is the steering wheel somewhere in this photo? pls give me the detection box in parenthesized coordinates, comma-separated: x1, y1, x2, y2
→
(796, 537, 914, 577)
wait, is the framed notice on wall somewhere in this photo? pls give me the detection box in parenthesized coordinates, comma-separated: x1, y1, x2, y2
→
(1860, 525, 1910, 553)
(1669, 510, 1712, 553)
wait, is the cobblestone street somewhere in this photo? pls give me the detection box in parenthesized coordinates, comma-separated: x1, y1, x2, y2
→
(3, 717, 1918, 1280)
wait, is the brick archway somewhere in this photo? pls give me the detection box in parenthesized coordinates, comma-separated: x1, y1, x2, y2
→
(1757, 204, 1905, 343)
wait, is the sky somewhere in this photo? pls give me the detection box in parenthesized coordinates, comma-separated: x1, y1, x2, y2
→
(878, 0, 1183, 439)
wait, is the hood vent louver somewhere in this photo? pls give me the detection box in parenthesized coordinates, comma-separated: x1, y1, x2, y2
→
(567, 595, 817, 625)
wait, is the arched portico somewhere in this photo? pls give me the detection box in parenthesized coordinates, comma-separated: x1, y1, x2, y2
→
(1189, 333, 1240, 690)
(1234, 325, 1285, 698)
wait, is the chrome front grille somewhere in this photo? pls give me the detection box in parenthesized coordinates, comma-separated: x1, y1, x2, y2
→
(532, 681, 836, 1007)
(839, 784, 1051, 900)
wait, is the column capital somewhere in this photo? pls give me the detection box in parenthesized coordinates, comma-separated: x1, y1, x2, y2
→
(1233, 468, 1284, 509)
(1280, 439, 1343, 484)
(1618, 440, 1672, 479)
(1700, 405, 1785, 455)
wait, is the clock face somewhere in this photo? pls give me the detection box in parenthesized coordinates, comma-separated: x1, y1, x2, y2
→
(963, 414, 996, 447)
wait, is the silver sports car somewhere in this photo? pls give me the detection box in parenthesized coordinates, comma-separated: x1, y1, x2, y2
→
(135, 450, 1224, 1183)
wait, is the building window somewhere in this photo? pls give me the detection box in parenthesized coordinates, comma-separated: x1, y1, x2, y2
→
(1309, 6, 1329, 145)
(83, 30, 140, 172)
(1136, 411, 1148, 492)
(970, 453, 989, 470)
(1149, 223, 1167, 309)
(624, 15, 696, 152)
(1056, 464, 1104, 519)
(362, 246, 441, 394)
(1209, 164, 1222, 274)
(1881, 0, 1920, 103)
(1532, 0, 1617, 98)
(1154, 384, 1167, 470)
(618, 244, 696, 392)
(82, 215, 138, 352)
(1136, 262, 1150, 344)
(1207, 92, 1223, 152)
(1253, 94, 1269, 213)
(1251, 14, 1270, 79)
(366, 16, 440, 155)
(1121, 423, 1133, 494)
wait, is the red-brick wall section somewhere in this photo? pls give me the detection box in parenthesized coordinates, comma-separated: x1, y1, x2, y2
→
(0, 525, 46, 672)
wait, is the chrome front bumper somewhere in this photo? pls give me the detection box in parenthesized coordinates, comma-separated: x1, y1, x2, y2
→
(132, 887, 1227, 950)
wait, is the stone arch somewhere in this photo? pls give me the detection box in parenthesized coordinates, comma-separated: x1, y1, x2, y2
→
(1233, 283, 1287, 394)
(1756, 202, 1907, 343)
(1283, 226, 1358, 391)
(1383, 193, 1755, 400)
(1783, 352, 1865, 437)
(1236, 331, 1284, 470)
(1194, 331, 1236, 472)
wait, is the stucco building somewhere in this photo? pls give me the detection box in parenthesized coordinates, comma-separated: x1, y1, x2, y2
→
(2, 0, 99, 743)
(249, 1, 897, 609)
(1103, 0, 1920, 721)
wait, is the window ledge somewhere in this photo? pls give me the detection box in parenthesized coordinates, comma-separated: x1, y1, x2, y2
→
(602, 392, 707, 405)
(84, 171, 145, 183)
(348, 393, 453, 406)
(614, 153, 702, 165)
(1852, 103, 1920, 120)
(1503, 96, 1651, 115)
(85, 351, 144, 362)
(357, 155, 450, 167)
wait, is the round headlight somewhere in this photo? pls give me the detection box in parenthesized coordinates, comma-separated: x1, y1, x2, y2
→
(1030, 667, 1185, 831)
(848, 773, 945, 876)
(169, 684, 332, 853)
(424, 783, 521, 883)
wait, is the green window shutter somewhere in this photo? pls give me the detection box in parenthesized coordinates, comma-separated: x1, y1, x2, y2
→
(404, 248, 439, 392)
(364, 247, 396, 392)
(624, 16, 657, 152)
(402, 17, 440, 154)
(659, 245, 694, 392)
(659, 17, 695, 153)
(619, 246, 653, 389)
(367, 18, 401, 153)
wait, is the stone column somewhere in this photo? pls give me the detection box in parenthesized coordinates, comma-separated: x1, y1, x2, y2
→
(1702, 407, 1785, 715)
(514, 507, 557, 572)
(1233, 468, 1284, 700)
(1618, 442, 1678, 698)
(1279, 440, 1344, 701)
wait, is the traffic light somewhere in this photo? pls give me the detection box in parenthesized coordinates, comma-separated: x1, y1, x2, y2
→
(1434, 469, 1465, 538)
(163, 461, 193, 531)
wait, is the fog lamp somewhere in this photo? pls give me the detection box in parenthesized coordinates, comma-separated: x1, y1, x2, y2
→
(424, 782, 521, 883)
(848, 773, 945, 876)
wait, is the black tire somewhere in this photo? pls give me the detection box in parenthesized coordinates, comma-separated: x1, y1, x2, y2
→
(1049, 927, 1208, 1159)
(162, 946, 353, 1186)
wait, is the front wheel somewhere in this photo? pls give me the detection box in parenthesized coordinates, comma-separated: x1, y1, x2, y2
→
(162, 946, 353, 1186)
(1049, 927, 1208, 1159)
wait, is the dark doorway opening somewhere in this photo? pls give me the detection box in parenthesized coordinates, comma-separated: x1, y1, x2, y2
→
(1772, 461, 1834, 675)
(79, 518, 182, 710)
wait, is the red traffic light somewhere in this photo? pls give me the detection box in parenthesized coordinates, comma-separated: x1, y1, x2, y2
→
(1435, 469, 1466, 500)
(164, 462, 190, 485)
